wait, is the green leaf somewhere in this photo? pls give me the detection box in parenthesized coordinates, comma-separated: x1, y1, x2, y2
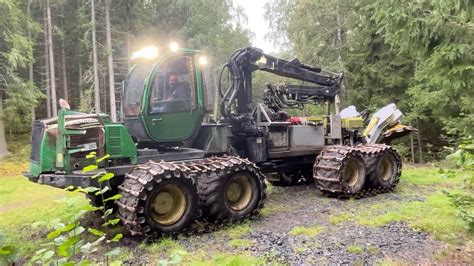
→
(102, 218, 120, 227)
(88, 228, 105, 236)
(104, 247, 121, 256)
(57, 236, 79, 257)
(97, 154, 111, 163)
(104, 194, 122, 202)
(95, 185, 110, 196)
(82, 205, 103, 211)
(86, 152, 96, 159)
(81, 187, 100, 193)
(82, 165, 98, 173)
(47, 229, 62, 239)
(98, 172, 115, 183)
(0, 245, 16, 255)
(47, 223, 77, 239)
(109, 233, 123, 243)
(102, 208, 113, 219)
(41, 250, 54, 260)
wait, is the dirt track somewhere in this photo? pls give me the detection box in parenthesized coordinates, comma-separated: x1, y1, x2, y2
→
(123, 184, 446, 265)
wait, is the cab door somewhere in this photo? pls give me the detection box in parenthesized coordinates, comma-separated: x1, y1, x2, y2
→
(142, 54, 204, 142)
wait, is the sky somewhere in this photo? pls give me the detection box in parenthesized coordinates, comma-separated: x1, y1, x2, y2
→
(235, 0, 279, 53)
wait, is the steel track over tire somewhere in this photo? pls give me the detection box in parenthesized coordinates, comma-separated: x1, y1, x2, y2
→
(117, 161, 199, 237)
(363, 146, 401, 189)
(197, 156, 266, 222)
(313, 146, 366, 195)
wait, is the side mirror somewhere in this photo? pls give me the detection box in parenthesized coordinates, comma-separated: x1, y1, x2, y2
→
(59, 99, 70, 110)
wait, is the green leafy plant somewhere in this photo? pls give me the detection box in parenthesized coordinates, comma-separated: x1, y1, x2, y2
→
(28, 152, 123, 264)
(442, 138, 474, 233)
(0, 234, 18, 265)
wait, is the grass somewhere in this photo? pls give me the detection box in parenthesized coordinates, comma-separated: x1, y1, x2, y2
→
(346, 244, 364, 254)
(356, 191, 467, 243)
(260, 204, 286, 217)
(226, 223, 252, 238)
(229, 238, 254, 248)
(326, 165, 472, 245)
(289, 225, 325, 237)
(400, 166, 462, 187)
(0, 174, 88, 257)
(330, 213, 353, 225)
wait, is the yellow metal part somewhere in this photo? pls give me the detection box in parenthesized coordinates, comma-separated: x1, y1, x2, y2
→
(380, 123, 417, 143)
(341, 117, 364, 129)
(363, 117, 379, 137)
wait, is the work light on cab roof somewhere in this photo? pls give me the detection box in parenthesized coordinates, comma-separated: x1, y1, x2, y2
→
(131, 45, 158, 61)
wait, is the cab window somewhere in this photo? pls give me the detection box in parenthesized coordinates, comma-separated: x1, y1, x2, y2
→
(149, 56, 195, 114)
(124, 64, 153, 116)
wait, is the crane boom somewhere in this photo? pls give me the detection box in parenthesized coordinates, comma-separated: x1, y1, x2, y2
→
(219, 47, 343, 118)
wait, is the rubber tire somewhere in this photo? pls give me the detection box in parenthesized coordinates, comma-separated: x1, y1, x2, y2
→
(340, 155, 366, 194)
(199, 170, 265, 221)
(366, 152, 399, 188)
(143, 178, 199, 235)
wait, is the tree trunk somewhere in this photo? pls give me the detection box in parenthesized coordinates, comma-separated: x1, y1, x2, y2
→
(0, 91, 8, 159)
(335, 3, 343, 68)
(46, 0, 57, 116)
(105, 0, 116, 121)
(28, 0, 35, 123)
(417, 120, 423, 163)
(79, 62, 83, 99)
(61, 39, 68, 102)
(91, 0, 100, 113)
(410, 122, 415, 163)
(43, 2, 51, 118)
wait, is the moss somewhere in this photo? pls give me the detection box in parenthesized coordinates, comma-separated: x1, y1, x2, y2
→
(227, 223, 252, 238)
(346, 244, 364, 254)
(355, 191, 467, 243)
(146, 237, 184, 252)
(329, 213, 353, 225)
(294, 246, 308, 254)
(229, 239, 254, 248)
(376, 258, 409, 266)
(260, 204, 286, 217)
(186, 252, 265, 266)
(289, 225, 325, 237)
(367, 245, 380, 255)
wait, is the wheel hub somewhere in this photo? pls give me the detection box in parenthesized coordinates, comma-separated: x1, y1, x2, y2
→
(379, 156, 394, 181)
(226, 174, 253, 211)
(343, 160, 360, 187)
(151, 184, 187, 225)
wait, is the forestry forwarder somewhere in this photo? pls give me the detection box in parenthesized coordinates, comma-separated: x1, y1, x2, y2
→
(24, 44, 414, 236)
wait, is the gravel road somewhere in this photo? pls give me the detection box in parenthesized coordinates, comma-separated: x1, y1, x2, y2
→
(123, 183, 447, 265)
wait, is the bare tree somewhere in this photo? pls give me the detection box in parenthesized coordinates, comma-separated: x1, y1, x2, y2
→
(0, 90, 8, 159)
(46, 0, 57, 116)
(61, 43, 68, 102)
(43, 1, 51, 118)
(28, 0, 35, 123)
(91, 0, 100, 113)
(105, 0, 116, 121)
